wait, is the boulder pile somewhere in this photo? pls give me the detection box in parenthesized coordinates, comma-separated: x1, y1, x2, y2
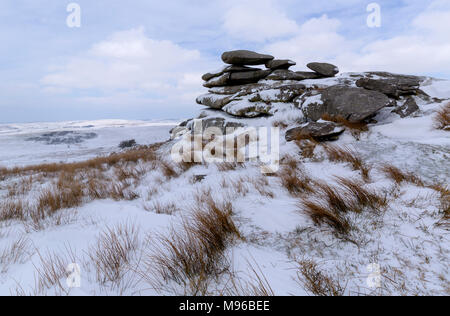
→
(174, 50, 429, 141)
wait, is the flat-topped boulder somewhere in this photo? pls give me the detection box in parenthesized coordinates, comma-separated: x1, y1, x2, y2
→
(356, 77, 422, 99)
(297, 85, 394, 122)
(307, 62, 339, 77)
(221, 50, 274, 65)
(286, 121, 345, 142)
(202, 65, 261, 82)
(266, 59, 296, 70)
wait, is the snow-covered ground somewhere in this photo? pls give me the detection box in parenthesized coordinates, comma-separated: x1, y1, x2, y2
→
(0, 78, 448, 296)
(0, 120, 177, 168)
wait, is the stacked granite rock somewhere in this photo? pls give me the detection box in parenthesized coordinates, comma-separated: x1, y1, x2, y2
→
(180, 50, 428, 141)
(197, 50, 339, 119)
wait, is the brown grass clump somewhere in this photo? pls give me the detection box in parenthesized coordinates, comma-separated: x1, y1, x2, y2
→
(0, 199, 27, 222)
(0, 237, 31, 273)
(295, 139, 318, 159)
(296, 260, 345, 296)
(324, 145, 371, 181)
(322, 114, 369, 140)
(0, 143, 162, 180)
(300, 200, 351, 235)
(430, 184, 450, 228)
(33, 247, 78, 295)
(90, 223, 139, 284)
(433, 102, 450, 131)
(380, 164, 424, 186)
(299, 177, 387, 236)
(278, 157, 314, 196)
(146, 194, 240, 294)
(335, 177, 387, 212)
(145, 200, 178, 215)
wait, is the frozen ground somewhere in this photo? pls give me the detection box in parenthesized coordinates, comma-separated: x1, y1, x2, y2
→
(0, 120, 176, 168)
(0, 78, 448, 296)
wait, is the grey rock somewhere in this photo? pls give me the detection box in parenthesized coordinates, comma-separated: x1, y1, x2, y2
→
(203, 70, 271, 88)
(307, 62, 339, 77)
(356, 77, 422, 99)
(392, 97, 420, 118)
(229, 70, 272, 85)
(266, 70, 322, 81)
(208, 83, 271, 95)
(193, 175, 207, 183)
(196, 93, 235, 109)
(203, 73, 231, 88)
(223, 100, 274, 118)
(294, 71, 324, 80)
(202, 65, 261, 81)
(187, 117, 245, 134)
(286, 122, 345, 142)
(257, 84, 306, 103)
(266, 59, 296, 70)
(299, 85, 394, 122)
(221, 50, 274, 65)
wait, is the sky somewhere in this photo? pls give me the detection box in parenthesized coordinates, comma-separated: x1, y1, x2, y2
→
(0, 0, 449, 123)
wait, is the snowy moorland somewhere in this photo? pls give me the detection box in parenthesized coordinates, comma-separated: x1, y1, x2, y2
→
(0, 74, 449, 296)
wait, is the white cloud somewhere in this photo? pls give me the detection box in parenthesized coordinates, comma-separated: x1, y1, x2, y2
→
(262, 2, 450, 76)
(223, 0, 299, 42)
(41, 27, 210, 106)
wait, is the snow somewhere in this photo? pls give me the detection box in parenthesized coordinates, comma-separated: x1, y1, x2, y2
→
(0, 119, 176, 168)
(0, 76, 449, 296)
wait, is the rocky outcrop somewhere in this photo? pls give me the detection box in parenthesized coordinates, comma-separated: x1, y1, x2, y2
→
(173, 50, 432, 142)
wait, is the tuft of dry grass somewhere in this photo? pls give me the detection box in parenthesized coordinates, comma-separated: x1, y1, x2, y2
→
(300, 199, 351, 235)
(430, 184, 450, 228)
(145, 193, 240, 294)
(0, 143, 162, 180)
(89, 223, 139, 284)
(144, 200, 178, 215)
(295, 139, 318, 159)
(335, 177, 387, 212)
(278, 161, 314, 196)
(380, 164, 424, 186)
(298, 177, 387, 236)
(0, 199, 27, 222)
(433, 102, 450, 131)
(33, 247, 78, 295)
(296, 260, 345, 296)
(0, 237, 31, 273)
(324, 145, 371, 181)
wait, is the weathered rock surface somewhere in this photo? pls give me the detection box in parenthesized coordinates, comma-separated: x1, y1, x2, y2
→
(202, 65, 261, 81)
(307, 62, 339, 77)
(229, 70, 272, 85)
(221, 50, 274, 65)
(298, 86, 394, 122)
(203, 70, 272, 87)
(392, 97, 419, 118)
(356, 77, 422, 98)
(196, 93, 235, 109)
(266, 70, 322, 81)
(286, 122, 345, 142)
(186, 117, 245, 134)
(266, 59, 296, 70)
(223, 99, 274, 118)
